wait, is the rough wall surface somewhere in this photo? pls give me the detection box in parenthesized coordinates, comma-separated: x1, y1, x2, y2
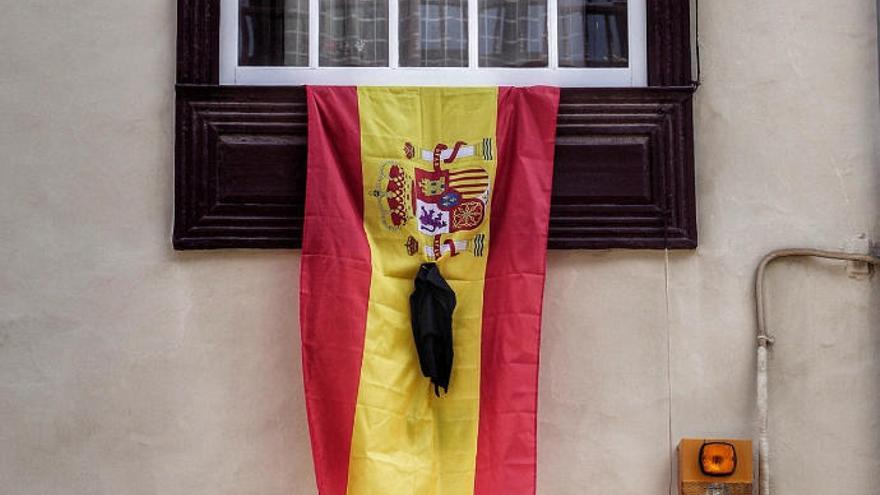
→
(0, 1, 877, 494)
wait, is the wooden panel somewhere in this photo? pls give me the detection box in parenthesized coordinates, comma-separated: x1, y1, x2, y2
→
(174, 86, 307, 248)
(647, 0, 693, 86)
(216, 134, 305, 202)
(551, 88, 696, 248)
(173, 85, 696, 249)
(177, 0, 220, 84)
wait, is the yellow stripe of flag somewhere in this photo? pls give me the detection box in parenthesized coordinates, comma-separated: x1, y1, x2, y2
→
(347, 87, 498, 495)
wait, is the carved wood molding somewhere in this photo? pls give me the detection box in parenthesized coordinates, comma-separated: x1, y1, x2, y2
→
(173, 85, 695, 249)
(647, 0, 693, 86)
(553, 88, 696, 249)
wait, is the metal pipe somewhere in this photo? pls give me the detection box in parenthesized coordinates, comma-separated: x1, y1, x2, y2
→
(754, 249, 880, 495)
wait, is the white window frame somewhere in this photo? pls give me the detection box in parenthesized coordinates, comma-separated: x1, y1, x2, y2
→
(220, 0, 647, 87)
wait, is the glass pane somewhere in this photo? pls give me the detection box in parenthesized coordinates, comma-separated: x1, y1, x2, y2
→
(558, 0, 628, 68)
(239, 0, 309, 66)
(320, 0, 389, 67)
(478, 0, 547, 68)
(399, 0, 468, 67)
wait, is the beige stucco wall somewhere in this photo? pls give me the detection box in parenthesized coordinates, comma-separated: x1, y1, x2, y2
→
(1, 0, 878, 493)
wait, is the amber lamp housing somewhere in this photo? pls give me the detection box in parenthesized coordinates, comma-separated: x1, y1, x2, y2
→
(678, 439, 753, 495)
(699, 442, 737, 476)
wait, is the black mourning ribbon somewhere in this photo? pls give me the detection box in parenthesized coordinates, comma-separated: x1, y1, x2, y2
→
(410, 262, 456, 396)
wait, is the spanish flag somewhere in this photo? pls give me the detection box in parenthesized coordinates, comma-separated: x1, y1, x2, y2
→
(301, 86, 559, 495)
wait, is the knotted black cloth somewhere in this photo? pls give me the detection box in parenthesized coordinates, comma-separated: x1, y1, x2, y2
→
(410, 263, 456, 396)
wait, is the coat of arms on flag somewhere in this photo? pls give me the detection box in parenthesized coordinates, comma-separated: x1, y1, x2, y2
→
(373, 140, 493, 260)
(301, 86, 560, 495)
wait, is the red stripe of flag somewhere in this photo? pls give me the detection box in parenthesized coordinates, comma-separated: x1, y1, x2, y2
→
(301, 86, 370, 495)
(473, 86, 560, 495)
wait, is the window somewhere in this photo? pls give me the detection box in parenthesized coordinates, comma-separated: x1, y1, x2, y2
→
(175, 0, 697, 250)
(221, 0, 646, 86)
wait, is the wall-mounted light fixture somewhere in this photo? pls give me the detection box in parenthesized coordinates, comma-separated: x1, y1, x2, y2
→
(679, 439, 752, 495)
(699, 441, 737, 476)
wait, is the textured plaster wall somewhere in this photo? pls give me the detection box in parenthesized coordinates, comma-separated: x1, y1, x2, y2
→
(0, 0, 878, 494)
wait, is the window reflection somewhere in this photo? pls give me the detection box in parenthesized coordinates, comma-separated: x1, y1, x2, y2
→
(558, 0, 628, 68)
(320, 0, 389, 67)
(479, 0, 548, 68)
(239, 0, 630, 69)
(399, 0, 468, 67)
(239, 0, 309, 66)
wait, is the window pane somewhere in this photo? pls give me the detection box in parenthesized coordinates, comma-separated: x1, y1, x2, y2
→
(478, 0, 547, 68)
(320, 0, 389, 67)
(558, 0, 628, 68)
(399, 0, 468, 67)
(239, 0, 309, 66)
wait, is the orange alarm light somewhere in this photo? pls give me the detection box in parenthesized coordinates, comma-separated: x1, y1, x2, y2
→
(699, 442, 737, 476)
